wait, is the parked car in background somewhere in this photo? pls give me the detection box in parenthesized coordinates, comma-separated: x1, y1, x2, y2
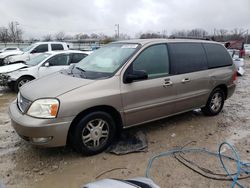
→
(0, 49, 23, 66)
(0, 47, 20, 53)
(244, 44, 250, 57)
(227, 49, 245, 76)
(0, 42, 69, 66)
(1, 50, 91, 92)
(9, 39, 236, 155)
(225, 40, 245, 58)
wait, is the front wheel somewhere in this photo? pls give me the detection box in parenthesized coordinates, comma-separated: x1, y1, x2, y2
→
(70, 111, 116, 155)
(14, 76, 34, 92)
(202, 88, 225, 116)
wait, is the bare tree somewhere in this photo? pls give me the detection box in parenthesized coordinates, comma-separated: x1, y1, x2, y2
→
(43, 34, 52, 41)
(54, 31, 65, 41)
(119, 33, 131, 40)
(0, 27, 10, 43)
(8, 21, 23, 42)
(90, 33, 99, 39)
(140, 32, 162, 39)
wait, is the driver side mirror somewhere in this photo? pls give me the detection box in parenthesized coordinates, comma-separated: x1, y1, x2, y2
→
(31, 49, 37, 54)
(124, 70, 148, 83)
(44, 62, 50, 67)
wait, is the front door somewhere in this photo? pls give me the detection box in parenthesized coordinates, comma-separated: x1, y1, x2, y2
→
(121, 44, 177, 127)
(38, 53, 70, 78)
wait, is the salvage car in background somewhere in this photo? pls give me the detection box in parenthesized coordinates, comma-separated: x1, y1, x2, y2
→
(0, 47, 20, 53)
(0, 50, 91, 92)
(227, 49, 245, 75)
(244, 44, 250, 57)
(0, 42, 69, 66)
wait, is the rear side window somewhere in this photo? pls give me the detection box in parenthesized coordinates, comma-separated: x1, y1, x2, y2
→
(203, 43, 232, 68)
(51, 44, 64, 51)
(133, 44, 169, 78)
(70, 53, 87, 64)
(168, 43, 207, 74)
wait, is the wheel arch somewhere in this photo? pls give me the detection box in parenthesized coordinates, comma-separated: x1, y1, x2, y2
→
(214, 84, 228, 99)
(66, 105, 123, 145)
(17, 75, 36, 80)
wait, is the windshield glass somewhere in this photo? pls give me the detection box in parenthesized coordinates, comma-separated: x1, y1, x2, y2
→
(74, 43, 140, 78)
(26, 53, 51, 66)
(22, 44, 36, 52)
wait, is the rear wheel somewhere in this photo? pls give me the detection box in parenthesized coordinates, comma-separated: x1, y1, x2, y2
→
(14, 76, 34, 92)
(202, 88, 225, 116)
(70, 111, 116, 155)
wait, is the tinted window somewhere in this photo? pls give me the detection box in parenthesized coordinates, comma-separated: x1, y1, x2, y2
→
(203, 43, 232, 68)
(6, 48, 17, 50)
(133, 44, 169, 78)
(51, 44, 64, 51)
(46, 54, 70, 66)
(33, 44, 48, 53)
(70, 53, 87, 64)
(168, 43, 207, 74)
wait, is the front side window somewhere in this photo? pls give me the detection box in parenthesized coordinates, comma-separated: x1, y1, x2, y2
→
(74, 43, 140, 79)
(132, 44, 169, 79)
(33, 44, 48, 53)
(46, 54, 70, 66)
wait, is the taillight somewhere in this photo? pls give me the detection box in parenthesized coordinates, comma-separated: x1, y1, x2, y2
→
(233, 70, 237, 82)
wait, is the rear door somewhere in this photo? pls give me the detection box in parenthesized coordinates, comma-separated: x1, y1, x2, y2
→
(121, 44, 177, 127)
(38, 53, 70, 78)
(167, 42, 210, 112)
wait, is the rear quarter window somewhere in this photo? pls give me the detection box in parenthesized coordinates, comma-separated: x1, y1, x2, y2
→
(168, 42, 207, 74)
(203, 43, 232, 68)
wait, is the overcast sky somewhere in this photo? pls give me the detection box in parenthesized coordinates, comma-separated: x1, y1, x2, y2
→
(1, 0, 250, 39)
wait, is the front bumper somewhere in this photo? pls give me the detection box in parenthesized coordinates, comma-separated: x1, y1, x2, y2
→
(9, 101, 74, 147)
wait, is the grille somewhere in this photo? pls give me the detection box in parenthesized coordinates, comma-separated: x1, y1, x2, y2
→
(17, 93, 31, 113)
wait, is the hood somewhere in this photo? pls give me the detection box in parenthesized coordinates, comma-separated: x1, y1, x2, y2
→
(0, 51, 23, 58)
(0, 63, 27, 73)
(20, 72, 96, 101)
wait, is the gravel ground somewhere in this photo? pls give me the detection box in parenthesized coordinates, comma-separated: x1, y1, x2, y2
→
(0, 61, 250, 188)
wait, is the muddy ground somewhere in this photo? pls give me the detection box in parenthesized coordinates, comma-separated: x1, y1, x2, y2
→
(0, 61, 250, 188)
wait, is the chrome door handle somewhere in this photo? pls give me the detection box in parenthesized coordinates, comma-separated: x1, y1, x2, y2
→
(163, 81, 173, 87)
(182, 78, 190, 83)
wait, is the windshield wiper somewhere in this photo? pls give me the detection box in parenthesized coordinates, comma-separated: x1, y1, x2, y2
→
(75, 66, 85, 72)
(75, 66, 86, 78)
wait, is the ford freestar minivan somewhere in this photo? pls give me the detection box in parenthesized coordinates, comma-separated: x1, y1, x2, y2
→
(9, 39, 237, 155)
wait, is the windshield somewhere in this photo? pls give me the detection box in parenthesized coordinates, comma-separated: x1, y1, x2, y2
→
(74, 43, 140, 79)
(26, 53, 51, 66)
(22, 44, 36, 52)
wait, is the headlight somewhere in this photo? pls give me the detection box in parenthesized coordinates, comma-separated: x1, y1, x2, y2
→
(27, 99, 59, 118)
(3, 57, 11, 64)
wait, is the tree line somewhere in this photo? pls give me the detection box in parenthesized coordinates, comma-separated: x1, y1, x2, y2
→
(0, 22, 249, 44)
(0, 22, 23, 43)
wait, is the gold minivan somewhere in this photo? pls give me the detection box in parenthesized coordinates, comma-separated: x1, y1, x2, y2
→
(9, 39, 237, 155)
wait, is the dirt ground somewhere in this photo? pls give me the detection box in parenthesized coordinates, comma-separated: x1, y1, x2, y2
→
(0, 61, 250, 188)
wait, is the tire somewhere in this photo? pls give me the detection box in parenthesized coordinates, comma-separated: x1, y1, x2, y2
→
(70, 111, 116, 155)
(201, 88, 225, 116)
(14, 76, 34, 92)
